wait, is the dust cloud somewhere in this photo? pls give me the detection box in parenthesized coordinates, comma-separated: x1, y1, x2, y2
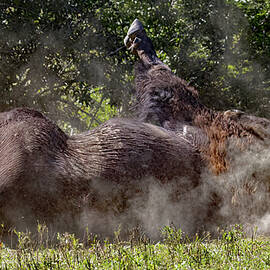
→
(74, 135, 270, 241)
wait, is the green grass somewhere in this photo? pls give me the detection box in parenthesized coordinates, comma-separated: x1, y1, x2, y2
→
(0, 225, 270, 269)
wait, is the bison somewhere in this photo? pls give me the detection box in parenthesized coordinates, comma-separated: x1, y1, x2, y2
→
(1, 20, 270, 244)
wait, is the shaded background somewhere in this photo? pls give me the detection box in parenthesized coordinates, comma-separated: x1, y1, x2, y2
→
(0, 0, 269, 132)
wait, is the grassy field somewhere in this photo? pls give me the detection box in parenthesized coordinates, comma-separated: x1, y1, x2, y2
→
(0, 225, 269, 269)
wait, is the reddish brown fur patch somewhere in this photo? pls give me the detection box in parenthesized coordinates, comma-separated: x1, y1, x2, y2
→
(194, 111, 253, 174)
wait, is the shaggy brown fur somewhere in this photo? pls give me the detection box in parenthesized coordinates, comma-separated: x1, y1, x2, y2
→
(134, 61, 205, 127)
(0, 107, 203, 241)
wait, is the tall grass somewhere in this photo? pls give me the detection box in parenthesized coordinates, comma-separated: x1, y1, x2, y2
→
(0, 225, 270, 269)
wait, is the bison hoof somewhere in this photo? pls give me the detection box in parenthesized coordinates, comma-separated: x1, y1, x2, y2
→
(124, 19, 144, 50)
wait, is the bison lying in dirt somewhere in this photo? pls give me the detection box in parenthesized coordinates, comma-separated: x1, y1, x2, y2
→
(1, 20, 270, 244)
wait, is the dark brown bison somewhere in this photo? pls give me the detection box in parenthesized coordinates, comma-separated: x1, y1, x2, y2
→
(0, 107, 207, 242)
(1, 20, 270, 243)
(124, 19, 270, 235)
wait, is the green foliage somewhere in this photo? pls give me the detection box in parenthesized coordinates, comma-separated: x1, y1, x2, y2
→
(1, 225, 270, 269)
(0, 0, 269, 131)
(0, 0, 124, 131)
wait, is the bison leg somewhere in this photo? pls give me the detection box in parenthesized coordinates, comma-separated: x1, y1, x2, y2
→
(124, 19, 203, 129)
(124, 19, 177, 127)
(124, 19, 169, 70)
